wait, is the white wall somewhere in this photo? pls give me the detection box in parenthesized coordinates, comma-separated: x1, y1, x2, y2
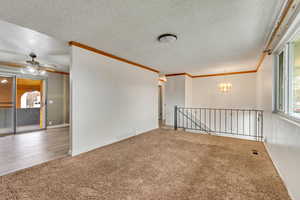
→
(71, 46, 158, 156)
(47, 73, 69, 126)
(191, 73, 257, 109)
(257, 55, 300, 200)
(165, 74, 257, 125)
(185, 76, 193, 107)
(158, 80, 166, 122)
(165, 75, 187, 125)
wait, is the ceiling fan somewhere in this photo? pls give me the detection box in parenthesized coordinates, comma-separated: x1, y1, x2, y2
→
(21, 53, 57, 76)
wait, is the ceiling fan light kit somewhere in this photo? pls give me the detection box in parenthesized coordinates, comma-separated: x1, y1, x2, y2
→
(21, 53, 47, 76)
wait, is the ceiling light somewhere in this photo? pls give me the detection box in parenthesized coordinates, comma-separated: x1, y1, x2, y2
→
(158, 33, 177, 43)
(1, 79, 8, 84)
(159, 75, 167, 82)
(21, 53, 47, 76)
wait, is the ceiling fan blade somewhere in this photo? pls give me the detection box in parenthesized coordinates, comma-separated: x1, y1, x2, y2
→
(0, 60, 26, 69)
(39, 63, 57, 70)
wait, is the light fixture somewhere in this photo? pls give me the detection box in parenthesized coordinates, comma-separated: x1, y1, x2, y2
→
(22, 53, 47, 76)
(219, 82, 232, 92)
(1, 79, 8, 84)
(159, 74, 167, 82)
(158, 33, 177, 43)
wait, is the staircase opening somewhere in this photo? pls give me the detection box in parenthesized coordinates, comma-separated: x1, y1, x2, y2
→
(174, 106, 264, 141)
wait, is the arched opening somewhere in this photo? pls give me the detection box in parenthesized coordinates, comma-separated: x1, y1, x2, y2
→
(20, 91, 41, 108)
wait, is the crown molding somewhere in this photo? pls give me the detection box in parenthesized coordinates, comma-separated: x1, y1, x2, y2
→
(165, 73, 192, 77)
(257, 0, 295, 71)
(69, 41, 160, 74)
(166, 1, 295, 77)
(191, 70, 257, 78)
(70, 0, 293, 78)
(165, 70, 257, 78)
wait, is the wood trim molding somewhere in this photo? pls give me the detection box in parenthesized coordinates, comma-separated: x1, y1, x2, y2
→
(0, 61, 69, 75)
(166, 73, 188, 77)
(166, 1, 295, 78)
(255, 53, 268, 72)
(69, 41, 160, 73)
(50, 70, 70, 75)
(265, 0, 294, 50)
(166, 73, 193, 78)
(166, 70, 257, 78)
(256, 0, 295, 71)
(69, 42, 257, 78)
(191, 70, 257, 78)
(70, 0, 294, 78)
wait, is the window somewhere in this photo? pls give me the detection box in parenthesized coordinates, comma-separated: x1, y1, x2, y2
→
(290, 39, 300, 117)
(277, 51, 285, 112)
(275, 35, 300, 119)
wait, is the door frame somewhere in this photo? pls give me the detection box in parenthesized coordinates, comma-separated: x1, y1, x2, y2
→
(15, 74, 48, 133)
(0, 72, 16, 135)
(0, 71, 48, 135)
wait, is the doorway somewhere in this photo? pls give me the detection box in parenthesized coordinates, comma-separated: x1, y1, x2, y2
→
(16, 78, 46, 132)
(0, 74, 47, 135)
(0, 75, 15, 135)
(158, 85, 163, 121)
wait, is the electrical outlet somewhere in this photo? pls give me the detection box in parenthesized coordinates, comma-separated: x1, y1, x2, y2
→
(49, 121, 52, 125)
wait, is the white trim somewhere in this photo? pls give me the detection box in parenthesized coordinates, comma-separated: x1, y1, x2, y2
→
(71, 128, 159, 156)
(275, 49, 288, 112)
(47, 123, 70, 129)
(272, 55, 277, 112)
(263, 142, 295, 200)
(0, 128, 14, 135)
(287, 43, 293, 114)
(275, 112, 300, 128)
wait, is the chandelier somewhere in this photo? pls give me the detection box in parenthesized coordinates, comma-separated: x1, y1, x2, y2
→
(21, 53, 47, 76)
(219, 82, 232, 92)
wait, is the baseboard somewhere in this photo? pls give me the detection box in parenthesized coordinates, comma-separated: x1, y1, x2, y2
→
(47, 123, 70, 129)
(71, 127, 158, 156)
(263, 142, 295, 200)
(0, 128, 13, 135)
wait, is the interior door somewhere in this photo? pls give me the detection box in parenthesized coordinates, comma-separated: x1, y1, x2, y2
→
(0, 75, 15, 135)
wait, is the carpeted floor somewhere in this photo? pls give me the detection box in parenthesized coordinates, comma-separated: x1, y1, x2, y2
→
(0, 129, 291, 200)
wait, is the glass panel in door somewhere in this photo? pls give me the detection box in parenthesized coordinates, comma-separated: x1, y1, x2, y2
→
(0, 76, 15, 135)
(16, 78, 46, 132)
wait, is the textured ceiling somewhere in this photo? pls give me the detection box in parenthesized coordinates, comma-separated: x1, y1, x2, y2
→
(0, 20, 70, 72)
(0, 0, 283, 74)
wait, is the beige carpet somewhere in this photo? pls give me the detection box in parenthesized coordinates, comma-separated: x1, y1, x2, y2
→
(0, 129, 290, 200)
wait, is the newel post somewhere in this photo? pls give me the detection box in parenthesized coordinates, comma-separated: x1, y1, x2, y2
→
(174, 105, 178, 130)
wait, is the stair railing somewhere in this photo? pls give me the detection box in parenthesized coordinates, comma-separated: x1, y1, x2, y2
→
(174, 106, 264, 141)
